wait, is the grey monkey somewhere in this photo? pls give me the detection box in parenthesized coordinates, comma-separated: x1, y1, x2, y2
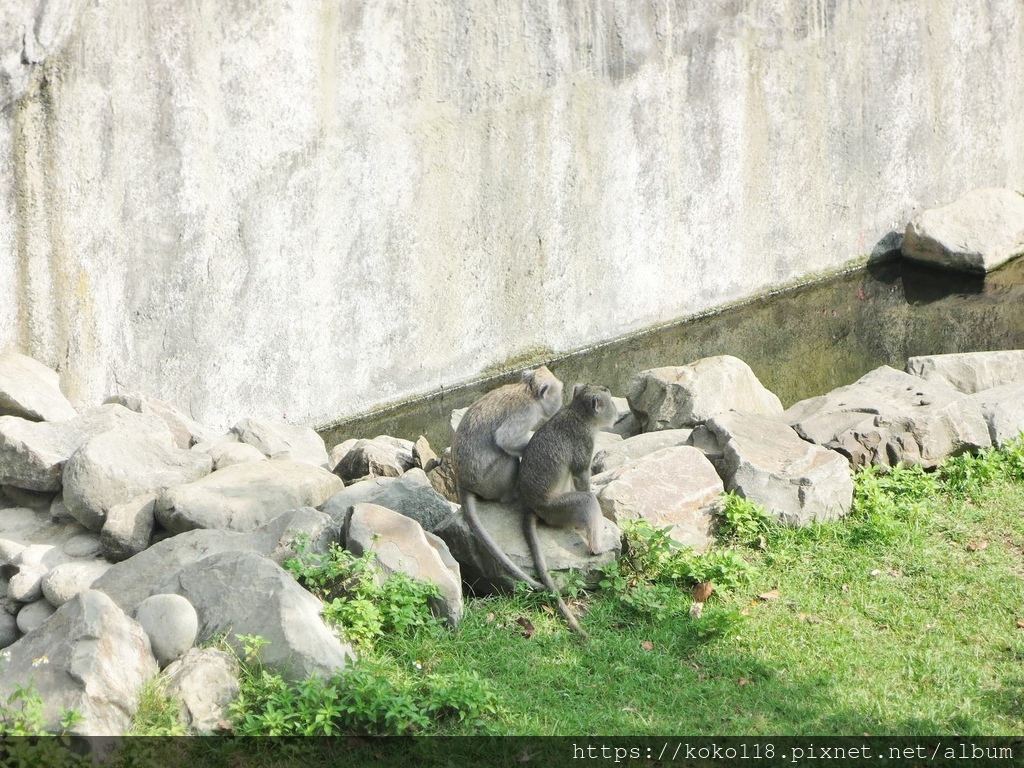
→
(517, 383, 617, 637)
(452, 366, 564, 591)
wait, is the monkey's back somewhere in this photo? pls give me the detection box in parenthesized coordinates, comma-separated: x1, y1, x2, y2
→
(452, 382, 521, 490)
(518, 405, 592, 506)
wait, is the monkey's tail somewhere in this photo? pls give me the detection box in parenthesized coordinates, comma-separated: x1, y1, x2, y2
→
(460, 490, 545, 591)
(524, 512, 589, 639)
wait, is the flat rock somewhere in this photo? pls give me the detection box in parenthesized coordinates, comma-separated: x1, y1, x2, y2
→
(970, 382, 1024, 447)
(592, 429, 693, 474)
(433, 498, 621, 595)
(322, 468, 455, 534)
(206, 441, 268, 470)
(426, 448, 458, 503)
(783, 366, 992, 468)
(155, 550, 355, 681)
(594, 446, 722, 550)
(907, 350, 1024, 394)
(412, 436, 439, 472)
(62, 533, 101, 558)
(1, 485, 55, 510)
(902, 188, 1024, 273)
(344, 503, 463, 627)
(105, 392, 219, 449)
(163, 648, 240, 734)
(231, 417, 329, 467)
(0, 590, 158, 736)
(333, 435, 415, 483)
(63, 427, 213, 531)
(700, 411, 853, 526)
(0, 404, 174, 493)
(41, 560, 112, 607)
(327, 438, 359, 473)
(133, 593, 198, 667)
(101, 493, 157, 562)
(155, 460, 344, 534)
(627, 356, 783, 432)
(0, 352, 77, 423)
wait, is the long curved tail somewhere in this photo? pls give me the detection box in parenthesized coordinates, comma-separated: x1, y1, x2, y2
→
(460, 489, 544, 591)
(524, 512, 588, 639)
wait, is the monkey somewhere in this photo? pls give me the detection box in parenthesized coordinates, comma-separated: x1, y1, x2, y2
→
(452, 366, 564, 592)
(517, 383, 618, 638)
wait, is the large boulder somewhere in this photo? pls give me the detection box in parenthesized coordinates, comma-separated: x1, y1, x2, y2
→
(592, 429, 693, 475)
(344, 503, 463, 627)
(100, 493, 158, 562)
(321, 468, 455, 534)
(433, 499, 621, 594)
(163, 648, 240, 734)
(698, 411, 853, 526)
(332, 436, 415, 483)
(104, 392, 219, 449)
(783, 366, 991, 468)
(231, 417, 329, 467)
(0, 590, 157, 736)
(906, 350, 1024, 394)
(627, 356, 783, 432)
(970, 382, 1024, 448)
(154, 550, 355, 681)
(902, 188, 1024, 273)
(594, 446, 723, 550)
(155, 460, 343, 534)
(0, 404, 174, 492)
(63, 427, 213, 531)
(0, 352, 77, 423)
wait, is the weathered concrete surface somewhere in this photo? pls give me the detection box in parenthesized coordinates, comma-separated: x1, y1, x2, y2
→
(2, 3, 1024, 429)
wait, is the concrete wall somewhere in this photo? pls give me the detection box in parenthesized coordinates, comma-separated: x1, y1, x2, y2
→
(1, 0, 1023, 430)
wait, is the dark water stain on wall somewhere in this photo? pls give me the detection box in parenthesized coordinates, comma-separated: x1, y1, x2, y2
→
(320, 255, 1024, 451)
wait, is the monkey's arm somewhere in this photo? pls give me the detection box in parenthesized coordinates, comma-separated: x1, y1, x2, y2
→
(494, 419, 533, 457)
(572, 467, 592, 492)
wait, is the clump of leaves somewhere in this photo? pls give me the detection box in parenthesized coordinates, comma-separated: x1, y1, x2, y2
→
(0, 663, 85, 767)
(938, 436, 1024, 499)
(128, 676, 188, 736)
(717, 492, 773, 546)
(846, 462, 938, 544)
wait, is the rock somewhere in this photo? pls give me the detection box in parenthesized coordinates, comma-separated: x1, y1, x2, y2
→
(16, 599, 56, 633)
(426, 448, 458, 503)
(449, 408, 467, 440)
(100, 494, 157, 562)
(0, 404, 174, 492)
(0, 352, 77, 423)
(333, 436, 415, 483)
(593, 431, 624, 455)
(231, 417, 329, 467)
(592, 429, 693, 474)
(63, 426, 213, 531)
(62, 533, 101, 558)
(163, 648, 240, 734)
(970, 382, 1024, 448)
(41, 560, 112, 607)
(0, 590, 158, 736)
(8, 564, 47, 602)
(154, 550, 354, 681)
(627, 356, 783, 432)
(783, 366, 992, 468)
(412, 436, 439, 472)
(104, 392, 220, 449)
(155, 460, 344, 534)
(906, 350, 1024, 394)
(49, 493, 73, 522)
(0, 537, 26, 565)
(902, 188, 1024, 273)
(206, 441, 268, 470)
(93, 508, 339, 612)
(327, 438, 359, 473)
(13, 543, 67, 568)
(433, 499, 621, 594)
(0, 610, 18, 647)
(344, 503, 463, 627)
(322, 468, 456, 535)
(699, 411, 853, 526)
(594, 446, 723, 550)
(133, 594, 198, 667)
(601, 396, 642, 438)
(1, 485, 55, 510)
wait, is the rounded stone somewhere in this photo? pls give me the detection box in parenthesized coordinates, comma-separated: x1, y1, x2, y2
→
(134, 593, 199, 667)
(14, 544, 57, 567)
(42, 560, 112, 608)
(8, 564, 47, 602)
(0, 538, 26, 566)
(16, 599, 56, 634)
(0, 609, 19, 647)
(62, 534, 102, 558)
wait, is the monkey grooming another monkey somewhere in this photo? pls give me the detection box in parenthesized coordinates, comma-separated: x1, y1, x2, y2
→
(518, 383, 618, 637)
(452, 366, 564, 591)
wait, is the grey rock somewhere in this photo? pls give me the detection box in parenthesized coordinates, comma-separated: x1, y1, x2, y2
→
(16, 598, 56, 633)
(62, 533, 101, 558)
(434, 498, 620, 594)
(0, 352, 77, 423)
(595, 446, 723, 550)
(902, 188, 1024, 273)
(155, 550, 354, 681)
(0, 404, 174, 493)
(327, 438, 359, 473)
(412, 435, 439, 472)
(0, 590, 157, 736)
(231, 417, 329, 467)
(593, 431, 624, 455)
(163, 648, 240, 734)
(49, 493, 74, 522)
(155, 460, 344, 534)
(100, 493, 157, 562)
(0, 537, 26, 565)
(592, 428, 693, 474)
(627, 356, 783, 432)
(702, 411, 853, 526)
(63, 426, 213, 531)
(601, 396, 642, 438)
(14, 542, 67, 568)
(8, 563, 47, 602)
(1, 485, 55, 510)
(322, 468, 455, 534)
(104, 392, 220, 449)
(426, 448, 459, 503)
(133, 593, 198, 667)
(41, 560, 112, 607)
(333, 435, 415, 483)
(206, 441, 268, 470)
(784, 366, 992, 468)
(907, 350, 1024, 394)
(93, 507, 339, 612)
(449, 408, 467, 441)
(344, 503, 463, 627)
(970, 382, 1024, 447)
(0, 610, 18, 647)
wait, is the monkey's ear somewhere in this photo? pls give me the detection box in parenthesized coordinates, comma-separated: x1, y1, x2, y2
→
(572, 383, 587, 400)
(522, 369, 536, 384)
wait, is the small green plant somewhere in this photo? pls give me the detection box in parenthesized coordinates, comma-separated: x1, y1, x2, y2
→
(938, 437, 1024, 499)
(717, 492, 773, 546)
(127, 676, 188, 736)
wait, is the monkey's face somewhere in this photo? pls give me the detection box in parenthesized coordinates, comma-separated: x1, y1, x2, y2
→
(573, 384, 617, 427)
(533, 366, 565, 418)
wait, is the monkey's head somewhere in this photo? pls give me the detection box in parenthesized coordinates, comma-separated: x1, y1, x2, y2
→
(523, 365, 564, 418)
(570, 383, 617, 427)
